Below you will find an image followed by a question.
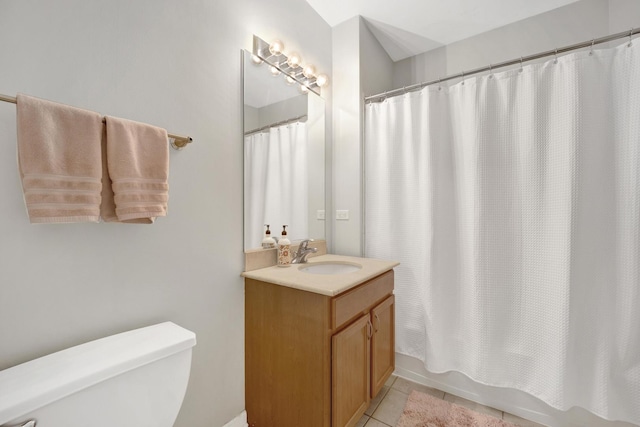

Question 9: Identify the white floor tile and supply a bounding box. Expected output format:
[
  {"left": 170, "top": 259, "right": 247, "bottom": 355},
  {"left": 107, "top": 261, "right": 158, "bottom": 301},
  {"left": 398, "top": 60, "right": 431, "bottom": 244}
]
[{"left": 371, "top": 388, "right": 410, "bottom": 426}]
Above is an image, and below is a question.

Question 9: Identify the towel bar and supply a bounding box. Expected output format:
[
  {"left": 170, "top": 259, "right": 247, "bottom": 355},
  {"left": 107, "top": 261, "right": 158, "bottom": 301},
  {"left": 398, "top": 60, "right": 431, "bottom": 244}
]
[{"left": 0, "top": 93, "right": 192, "bottom": 150}]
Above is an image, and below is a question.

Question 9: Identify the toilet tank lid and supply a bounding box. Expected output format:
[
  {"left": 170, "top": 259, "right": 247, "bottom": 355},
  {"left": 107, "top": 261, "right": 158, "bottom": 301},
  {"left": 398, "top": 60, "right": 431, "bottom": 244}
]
[{"left": 0, "top": 322, "right": 196, "bottom": 424}]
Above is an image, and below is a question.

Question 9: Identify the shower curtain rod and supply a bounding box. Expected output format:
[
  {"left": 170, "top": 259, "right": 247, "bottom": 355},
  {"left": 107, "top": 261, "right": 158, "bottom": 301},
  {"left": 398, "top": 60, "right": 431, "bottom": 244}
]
[
  {"left": 365, "top": 27, "right": 640, "bottom": 103},
  {"left": 0, "top": 93, "right": 193, "bottom": 149},
  {"left": 244, "top": 114, "right": 308, "bottom": 136}
]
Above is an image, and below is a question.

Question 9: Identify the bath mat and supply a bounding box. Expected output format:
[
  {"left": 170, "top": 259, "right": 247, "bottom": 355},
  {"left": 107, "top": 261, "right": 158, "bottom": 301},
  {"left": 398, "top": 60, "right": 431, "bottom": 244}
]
[{"left": 396, "top": 390, "right": 518, "bottom": 427}]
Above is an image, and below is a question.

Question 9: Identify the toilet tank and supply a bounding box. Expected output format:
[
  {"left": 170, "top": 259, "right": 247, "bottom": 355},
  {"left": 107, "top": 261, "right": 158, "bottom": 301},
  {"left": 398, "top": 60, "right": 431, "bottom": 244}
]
[{"left": 0, "top": 322, "right": 196, "bottom": 427}]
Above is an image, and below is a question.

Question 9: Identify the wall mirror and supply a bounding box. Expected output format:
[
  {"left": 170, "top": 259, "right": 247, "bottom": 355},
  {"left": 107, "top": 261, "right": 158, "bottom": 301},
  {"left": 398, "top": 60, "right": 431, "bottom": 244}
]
[{"left": 242, "top": 49, "right": 326, "bottom": 250}]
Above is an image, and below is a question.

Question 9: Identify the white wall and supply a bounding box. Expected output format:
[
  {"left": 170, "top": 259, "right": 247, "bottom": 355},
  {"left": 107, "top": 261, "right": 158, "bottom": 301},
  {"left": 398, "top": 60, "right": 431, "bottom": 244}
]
[
  {"left": 332, "top": 17, "right": 362, "bottom": 256},
  {"left": 332, "top": 17, "right": 394, "bottom": 256},
  {"left": 0, "top": 1, "right": 331, "bottom": 426}
]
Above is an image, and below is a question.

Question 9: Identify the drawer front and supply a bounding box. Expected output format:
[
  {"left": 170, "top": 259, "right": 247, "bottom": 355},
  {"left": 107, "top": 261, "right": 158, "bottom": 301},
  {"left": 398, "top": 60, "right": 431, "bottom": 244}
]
[{"left": 331, "top": 270, "right": 394, "bottom": 330}]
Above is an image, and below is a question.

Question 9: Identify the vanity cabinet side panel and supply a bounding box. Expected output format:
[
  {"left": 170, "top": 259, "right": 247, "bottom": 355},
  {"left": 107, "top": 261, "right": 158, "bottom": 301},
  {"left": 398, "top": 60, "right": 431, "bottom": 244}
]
[{"left": 245, "top": 279, "right": 332, "bottom": 427}]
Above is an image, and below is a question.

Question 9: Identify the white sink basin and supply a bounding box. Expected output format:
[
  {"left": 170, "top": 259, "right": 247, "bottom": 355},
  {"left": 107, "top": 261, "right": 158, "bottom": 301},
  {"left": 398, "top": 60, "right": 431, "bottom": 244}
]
[{"left": 299, "top": 262, "right": 362, "bottom": 275}]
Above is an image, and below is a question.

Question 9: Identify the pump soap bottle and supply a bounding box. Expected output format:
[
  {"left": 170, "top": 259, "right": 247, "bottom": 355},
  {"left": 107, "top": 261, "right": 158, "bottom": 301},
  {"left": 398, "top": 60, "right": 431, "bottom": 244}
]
[
  {"left": 277, "top": 225, "right": 291, "bottom": 267},
  {"left": 262, "top": 224, "right": 276, "bottom": 249}
]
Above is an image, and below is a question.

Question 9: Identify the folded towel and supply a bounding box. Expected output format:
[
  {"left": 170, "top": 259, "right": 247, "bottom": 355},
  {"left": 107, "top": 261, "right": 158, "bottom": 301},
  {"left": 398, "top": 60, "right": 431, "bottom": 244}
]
[
  {"left": 103, "top": 116, "right": 169, "bottom": 223},
  {"left": 16, "top": 94, "right": 104, "bottom": 223}
]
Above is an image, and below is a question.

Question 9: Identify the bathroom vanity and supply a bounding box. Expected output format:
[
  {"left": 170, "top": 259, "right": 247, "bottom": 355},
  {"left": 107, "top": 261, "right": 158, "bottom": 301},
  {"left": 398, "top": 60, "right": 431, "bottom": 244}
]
[{"left": 242, "top": 254, "right": 398, "bottom": 427}]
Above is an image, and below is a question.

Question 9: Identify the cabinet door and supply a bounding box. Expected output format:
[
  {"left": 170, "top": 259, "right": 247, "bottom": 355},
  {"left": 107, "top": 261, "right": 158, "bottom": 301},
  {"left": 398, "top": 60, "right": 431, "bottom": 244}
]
[
  {"left": 332, "top": 313, "right": 371, "bottom": 427},
  {"left": 371, "top": 295, "right": 395, "bottom": 398}
]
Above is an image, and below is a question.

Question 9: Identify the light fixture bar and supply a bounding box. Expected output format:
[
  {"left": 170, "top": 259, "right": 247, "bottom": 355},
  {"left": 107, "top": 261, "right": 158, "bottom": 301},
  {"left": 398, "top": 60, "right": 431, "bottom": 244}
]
[{"left": 252, "top": 35, "right": 327, "bottom": 94}]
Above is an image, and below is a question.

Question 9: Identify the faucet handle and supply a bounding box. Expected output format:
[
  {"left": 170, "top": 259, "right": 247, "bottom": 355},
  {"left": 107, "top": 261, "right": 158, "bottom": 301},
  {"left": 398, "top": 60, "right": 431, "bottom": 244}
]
[
  {"left": 291, "top": 239, "right": 318, "bottom": 264},
  {"left": 298, "top": 238, "right": 314, "bottom": 250}
]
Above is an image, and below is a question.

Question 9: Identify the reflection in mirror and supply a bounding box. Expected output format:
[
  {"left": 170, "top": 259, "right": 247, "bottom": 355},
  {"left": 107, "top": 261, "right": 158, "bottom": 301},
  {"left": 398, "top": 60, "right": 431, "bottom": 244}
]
[{"left": 243, "top": 50, "right": 325, "bottom": 250}]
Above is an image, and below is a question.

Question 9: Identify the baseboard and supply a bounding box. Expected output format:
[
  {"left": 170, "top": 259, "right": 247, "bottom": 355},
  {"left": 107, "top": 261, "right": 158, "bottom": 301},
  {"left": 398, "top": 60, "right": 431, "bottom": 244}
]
[{"left": 221, "top": 410, "right": 247, "bottom": 427}]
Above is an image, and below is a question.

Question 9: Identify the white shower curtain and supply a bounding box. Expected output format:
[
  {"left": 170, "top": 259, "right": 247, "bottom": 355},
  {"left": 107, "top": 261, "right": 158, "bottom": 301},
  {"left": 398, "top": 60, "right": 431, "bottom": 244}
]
[
  {"left": 244, "top": 122, "right": 308, "bottom": 249},
  {"left": 365, "top": 42, "right": 640, "bottom": 424}
]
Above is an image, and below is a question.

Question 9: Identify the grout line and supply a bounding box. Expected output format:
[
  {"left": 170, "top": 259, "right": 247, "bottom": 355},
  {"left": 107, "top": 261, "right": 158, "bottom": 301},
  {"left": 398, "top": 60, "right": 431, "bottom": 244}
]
[
  {"left": 386, "top": 375, "right": 397, "bottom": 388},
  {"left": 369, "top": 385, "right": 394, "bottom": 415}
]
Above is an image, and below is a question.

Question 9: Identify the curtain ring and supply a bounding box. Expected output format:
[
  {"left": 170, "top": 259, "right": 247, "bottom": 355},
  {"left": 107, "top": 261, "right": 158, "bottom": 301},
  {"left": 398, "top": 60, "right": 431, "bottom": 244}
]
[
  {"left": 519, "top": 57, "right": 524, "bottom": 72},
  {"left": 489, "top": 63, "right": 493, "bottom": 79},
  {"left": 554, "top": 48, "right": 558, "bottom": 64},
  {"left": 438, "top": 77, "right": 442, "bottom": 91},
  {"left": 589, "top": 39, "right": 595, "bottom": 56},
  {"left": 629, "top": 28, "right": 634, "bottom": 47},
  {"left": 461, "top": 70, "right": 465, "bottom": 85}
]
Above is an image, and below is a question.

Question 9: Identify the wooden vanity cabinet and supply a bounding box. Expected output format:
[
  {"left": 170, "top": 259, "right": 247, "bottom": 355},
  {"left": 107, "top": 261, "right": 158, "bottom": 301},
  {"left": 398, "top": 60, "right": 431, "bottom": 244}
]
[
  {"left": 371, "top": 295, "right": 395, "bottom": 396},
  {"left": 245, "top": 270, "right": 395, "bottom": 427}
]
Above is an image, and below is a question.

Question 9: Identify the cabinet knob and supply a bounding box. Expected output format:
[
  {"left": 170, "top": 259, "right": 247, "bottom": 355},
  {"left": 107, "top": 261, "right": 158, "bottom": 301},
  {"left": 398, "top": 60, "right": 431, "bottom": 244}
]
[{"left": 374, "top": 313, "right": 380, "bottom": 332}]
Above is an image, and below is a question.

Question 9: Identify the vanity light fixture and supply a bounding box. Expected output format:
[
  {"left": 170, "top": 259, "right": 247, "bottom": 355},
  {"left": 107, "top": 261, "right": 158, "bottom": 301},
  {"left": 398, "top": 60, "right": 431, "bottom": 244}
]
[
  {"left": 316, "top": 73, "right": 329, "bottom": 88},
  {"left": 252, "top": 35, "right": 329, "bottom": 94},
  {"left": 302, "top": 64, "right": 316, "bottom": 79},
  {"left": 269, "top": 39, "right": 285, "bottom": 56},
  {"left": 287, "top": 52, "right": 302, "bottom": 68}
]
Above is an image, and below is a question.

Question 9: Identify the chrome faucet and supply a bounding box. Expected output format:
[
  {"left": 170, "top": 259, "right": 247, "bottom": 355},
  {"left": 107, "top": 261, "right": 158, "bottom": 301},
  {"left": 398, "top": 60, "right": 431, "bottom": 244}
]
[{"left": 291, "top": 239, "right": 318, "bottom": 264}]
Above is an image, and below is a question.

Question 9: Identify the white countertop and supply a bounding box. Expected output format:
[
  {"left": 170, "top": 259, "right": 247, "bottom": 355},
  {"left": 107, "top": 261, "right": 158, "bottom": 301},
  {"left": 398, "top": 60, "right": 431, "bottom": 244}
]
[{"left": 241, "top": 254, "right": 399, "bottom": 296}]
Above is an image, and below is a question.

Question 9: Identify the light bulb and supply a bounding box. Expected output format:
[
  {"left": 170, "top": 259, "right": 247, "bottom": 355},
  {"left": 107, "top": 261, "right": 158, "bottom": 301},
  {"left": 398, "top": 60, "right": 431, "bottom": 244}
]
[
  {"left": 251, "top": 54, "right": 263, "bottom": 65},
  {"left": 316, "top": 73, "right": 329, "bottom": 87},
  {"left": 269, "top": 39, "right": 284, "bottom": 56},
  {"left": 287, "top": 52, "right": 302, "bottom": 68},
  {"left": 300, "top": 84, "right": 309, "bottom": 93},
  {"left": 302, "top": 64, "right": 316, "bottom": 79},
  {"left": 270, "top": 66, "right": 281, "bottom": 76},
  {"left": 285, "top": 75, "right": 296, "bottom": 85}
]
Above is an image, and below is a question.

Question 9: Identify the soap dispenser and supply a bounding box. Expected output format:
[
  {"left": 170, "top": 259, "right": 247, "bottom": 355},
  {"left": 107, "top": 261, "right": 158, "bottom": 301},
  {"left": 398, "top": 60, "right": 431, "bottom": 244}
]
[
  {"left": 262, "top": 224, "right": 276, "bottom": 249},
  {"left": 277, "top": 225, "right": 291, "bottom": 267}
]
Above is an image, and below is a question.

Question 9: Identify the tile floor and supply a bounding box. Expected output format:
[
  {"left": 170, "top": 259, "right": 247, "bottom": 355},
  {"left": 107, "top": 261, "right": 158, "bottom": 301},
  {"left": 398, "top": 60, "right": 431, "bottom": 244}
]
[{"left": 357, "top": 375, "right": 544, "bottom": 427}]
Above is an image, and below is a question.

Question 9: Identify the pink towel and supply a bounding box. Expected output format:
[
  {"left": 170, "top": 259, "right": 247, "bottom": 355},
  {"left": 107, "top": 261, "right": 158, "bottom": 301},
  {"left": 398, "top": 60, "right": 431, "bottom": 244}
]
[
  {"left": 16, "top": 94, "right": 104, "bottom": 223},
  {"left": 102, "top": 116, "right": 169, "bottom": 223}
]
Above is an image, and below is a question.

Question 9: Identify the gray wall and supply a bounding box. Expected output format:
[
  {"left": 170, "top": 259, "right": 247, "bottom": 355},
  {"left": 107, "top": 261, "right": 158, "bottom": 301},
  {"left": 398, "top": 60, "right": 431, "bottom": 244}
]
[
  {"left": 0, "top": 1, "right": 331, "bottom": 426},
  {"left": 393, "top": 0, "right": 640, "bottom": 88},
  {"left": 243, "top": 105, "right": 260, "bottom": 133},
  {"left": 255, "top": 95, "right": 307, "bottom": 129}
]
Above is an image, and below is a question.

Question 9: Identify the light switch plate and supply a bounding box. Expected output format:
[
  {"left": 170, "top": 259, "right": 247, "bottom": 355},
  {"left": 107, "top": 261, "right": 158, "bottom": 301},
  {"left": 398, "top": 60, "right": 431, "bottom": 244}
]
[{"left": 336, "top": 210, "right": 349, "bottom": 220}]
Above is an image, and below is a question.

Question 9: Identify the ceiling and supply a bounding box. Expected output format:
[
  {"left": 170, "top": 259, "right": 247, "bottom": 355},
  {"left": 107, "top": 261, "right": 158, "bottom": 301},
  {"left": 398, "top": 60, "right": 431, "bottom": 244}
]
[{"left": 304, "top": 0, "right": 581, "bottom": 61}]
